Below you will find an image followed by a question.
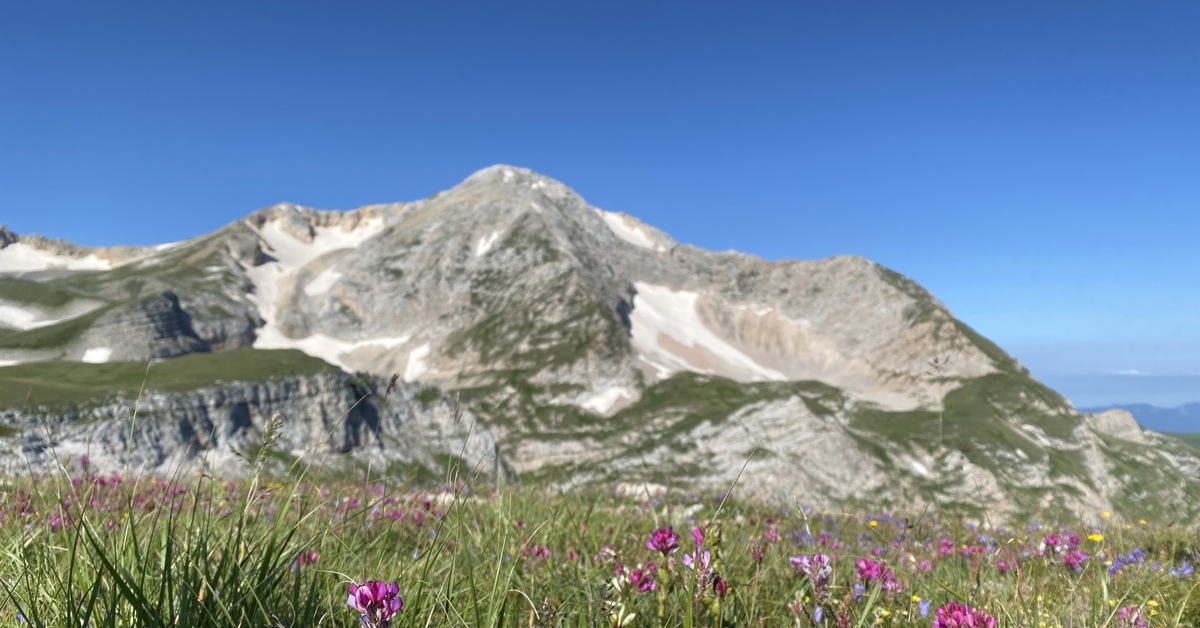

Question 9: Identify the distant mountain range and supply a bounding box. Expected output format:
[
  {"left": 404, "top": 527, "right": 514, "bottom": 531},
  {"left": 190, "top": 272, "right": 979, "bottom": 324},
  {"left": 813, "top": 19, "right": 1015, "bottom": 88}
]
[
  {"left": 1079, "top": 403, "right": 1200, "bottom": 434},
  {"left": 2, "top": 165, "right": 1200, "bottom": 522}
]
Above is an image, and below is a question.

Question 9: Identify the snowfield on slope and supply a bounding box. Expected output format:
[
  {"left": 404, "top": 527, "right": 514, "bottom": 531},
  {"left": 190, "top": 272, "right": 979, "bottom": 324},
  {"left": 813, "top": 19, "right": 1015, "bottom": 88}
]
[
  {"left": 598, "top": 211, "right": 666, "bottom": 252},
  {"left": 0, "top": 243, "right": 112, "bottom": 273},
  {"left": 629, "top": 282, "right": 787, "bottom": 383},
  {"left": 245, "top": 217, "right": 418, "bottom": 371}
]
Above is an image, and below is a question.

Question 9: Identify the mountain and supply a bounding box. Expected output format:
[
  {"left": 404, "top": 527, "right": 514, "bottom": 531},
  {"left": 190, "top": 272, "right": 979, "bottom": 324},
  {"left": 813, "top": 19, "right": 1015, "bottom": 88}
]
[
  {"left": 1080, "top": 403, "right": 1200, "bottom": 434},
  {"left": 2, "top": 165, "right": 1199, "bottom": 522}
]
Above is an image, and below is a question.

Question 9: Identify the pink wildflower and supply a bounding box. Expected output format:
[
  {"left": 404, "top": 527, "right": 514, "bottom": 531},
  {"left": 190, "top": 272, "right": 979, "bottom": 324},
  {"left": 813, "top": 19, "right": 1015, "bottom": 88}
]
[
  {"left": 1117, "top": 606, "right": 1147, "bottom": 628},
  {"left": 629, "top": 564, "right": 657, "bottom": 593},
  {"left": 646, "top": 527, "right": 680, "bottom": 556},
  {"left": 932, "top": 601, "right": 997, "bottom": 628},
  {"left": 713, "top": 576, "right": 728, "bottom": 599},
  {"left": 347, "top": 580, "right": 403, "bottom": 628}
]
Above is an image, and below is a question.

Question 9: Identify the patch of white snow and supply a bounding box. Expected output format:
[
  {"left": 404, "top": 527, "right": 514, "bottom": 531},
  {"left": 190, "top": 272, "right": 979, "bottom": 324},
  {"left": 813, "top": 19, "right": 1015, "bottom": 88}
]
[
  {"left": 245, "top": 216, "right": 388, "bottom": 369},
  {"left": 475, "top": 231, "right": 502, "bottom": 257},
  {"left": 404, "top": 344, "right": 431, "bottom": 381},
  {"left": 580, "top": 386, "right": 633, "bottom": 414},
  {"left": 0, "top": 359, "right": 20, "bottom": 367},
  {"left": 81, "top": 348, "right": 113, "bottom": 363},
  {"left": 629, "top": 282, "right": 787, "bottom": 383},
  {"left": 0, "top": 304, "right": 43, "bottom": 330},
  {"left": 0, "top": 300, "right": 102, "bottom": 331},
  {"left": 303, "top": 268, "right": 344, "bottom": 296},
  {"left": 598, "top": 211, "right": 664, "bottom": 251},
  {"left": 0, "top": 243, "right": 112, "bottom": 273}
]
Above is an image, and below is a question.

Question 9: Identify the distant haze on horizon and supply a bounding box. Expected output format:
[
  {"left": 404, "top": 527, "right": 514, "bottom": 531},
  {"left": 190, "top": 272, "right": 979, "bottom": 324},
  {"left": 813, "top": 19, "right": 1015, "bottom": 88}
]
[{"left": 1, "top": 1, "right": 1196, "bottom": 405}]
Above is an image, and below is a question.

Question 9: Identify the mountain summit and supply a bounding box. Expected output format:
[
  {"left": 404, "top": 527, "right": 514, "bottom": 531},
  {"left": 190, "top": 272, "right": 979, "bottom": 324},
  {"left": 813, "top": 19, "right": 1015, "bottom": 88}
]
[{"left": 2, "top": 166, "right": 1198, "bottom": 522}]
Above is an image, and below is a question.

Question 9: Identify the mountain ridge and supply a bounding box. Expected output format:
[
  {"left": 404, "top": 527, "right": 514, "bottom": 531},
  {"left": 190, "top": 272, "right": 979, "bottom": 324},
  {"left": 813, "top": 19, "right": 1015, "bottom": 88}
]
[{"left": 1, "top": 165, "right": 1198, "bottom": 522}]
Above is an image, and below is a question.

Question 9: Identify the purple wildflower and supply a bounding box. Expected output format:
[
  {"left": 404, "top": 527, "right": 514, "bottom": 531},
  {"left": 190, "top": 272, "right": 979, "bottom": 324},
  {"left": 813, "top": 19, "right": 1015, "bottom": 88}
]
[
  {"left": 1117, "top": 606, "right": 1147, "bottom": 628},
  {"left": 629, "top": 564, "right": 657, "bottom": 593},
  {"left": 646, "top": 527, "right": 680, "bottom": 556},
  {"left": 347, "top": 581, "right": 403, "bottom": 628},
  {"left": 932, "top": 601, "right": 997, "bottom": 628},
  {"left": 1062, "top": 550, "right": 1088, "bottom": 572}
]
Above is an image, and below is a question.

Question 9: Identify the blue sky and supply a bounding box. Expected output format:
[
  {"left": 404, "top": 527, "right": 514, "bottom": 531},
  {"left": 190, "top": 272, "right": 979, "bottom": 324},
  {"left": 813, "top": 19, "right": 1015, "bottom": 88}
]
[{"left": 1, "top": 1, "right": 1196, "bottom": 406}]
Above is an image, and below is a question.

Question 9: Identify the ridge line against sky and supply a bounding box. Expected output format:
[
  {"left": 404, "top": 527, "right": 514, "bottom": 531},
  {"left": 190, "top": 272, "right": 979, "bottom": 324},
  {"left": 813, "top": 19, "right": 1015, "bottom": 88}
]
[{"left": 1, "top": 1, "right": 1197, "bottom": 405}]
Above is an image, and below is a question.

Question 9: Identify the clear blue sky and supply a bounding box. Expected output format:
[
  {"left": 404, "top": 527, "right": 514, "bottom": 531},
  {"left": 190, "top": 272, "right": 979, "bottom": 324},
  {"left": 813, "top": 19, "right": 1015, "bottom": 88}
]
[{"left": 1, "top": 1, "right": 1197, "bottom": 406}]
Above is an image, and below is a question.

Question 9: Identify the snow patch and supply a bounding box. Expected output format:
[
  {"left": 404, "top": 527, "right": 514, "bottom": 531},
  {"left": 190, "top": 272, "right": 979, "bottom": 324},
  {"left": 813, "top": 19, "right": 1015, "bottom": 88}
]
[
  {"left": 255, "top": 331, "right": 410, "bottom": 371},
  {"left": 404, "top": 344, "right": 431, "bottom": 381},
  {"left": 0, "top": 303, "right": 47, "bottom": 330},
  {"left": 910, "top": 461, "right": 929, "bottom": 477},
  {"left": 598, "top": 210, "right": 664, "bottom": 252},
  {"left": 580, "top": 386, "right": 633, "bottom": 414},
  {"left": 245, "top": 216, "right": 395, "bottom": 370},
  {"left": 475, "top": 231, "right": 502, "bottom": 257},
  {"left": 303, "top": 268, "right": 344, "bottom": 296},
  {"left": 0, "top": 359, "right": 20, "bottom": 367},
  {"left": 0, "top": 300, "right": 102, "bottom": 331},
  {"left": 82, "top": 348, "right": 113, "bottom": 363},
  {"left": 154, "top": 242, "right": 183, "bottom": 251},
  {"left": 0, "top": 243, "right": 112, "bottom": 273},
  {"left": 629, "top": 282, "right": 787, "bottom": 382},
  {"left": 503, "top": 169, "right": 514, "bottom": 182}
]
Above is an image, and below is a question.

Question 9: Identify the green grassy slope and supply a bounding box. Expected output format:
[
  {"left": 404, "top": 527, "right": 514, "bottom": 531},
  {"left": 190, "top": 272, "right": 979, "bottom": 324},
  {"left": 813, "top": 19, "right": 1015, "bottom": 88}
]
[
  {"left": 1167, "top": 432, "right": 1200, "bottom": 450},
  {"left": 0, "top": 349, "right": 338, "bottom": 409}
]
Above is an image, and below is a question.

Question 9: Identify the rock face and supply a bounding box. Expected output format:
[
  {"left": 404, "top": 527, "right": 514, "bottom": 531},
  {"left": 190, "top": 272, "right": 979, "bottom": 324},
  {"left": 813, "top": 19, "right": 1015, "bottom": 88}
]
[
  {"left": 1, "top": 165, "right": 1199, "bottom": 522},
  {"left": 72, "top": 292, "right": 210, "bottom": 362},
  {"left": 0, "top": 372, "right": 503, "bottom": 481}
]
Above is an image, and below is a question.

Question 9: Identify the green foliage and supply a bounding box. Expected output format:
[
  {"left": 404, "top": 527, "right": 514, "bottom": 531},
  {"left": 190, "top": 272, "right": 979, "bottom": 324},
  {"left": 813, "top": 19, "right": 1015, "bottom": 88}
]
[
  {"left": 0, "top": 349, "right": 337, "bottom": 409},
  {"left": 413, "top": 386, "right": 441, "bottom": 407},
  {"left": 1167, "top": 432, "right": 1200, "bottom": 450},
  {"left": 0, "top": 277, "right": 85, "bottom": 308}
]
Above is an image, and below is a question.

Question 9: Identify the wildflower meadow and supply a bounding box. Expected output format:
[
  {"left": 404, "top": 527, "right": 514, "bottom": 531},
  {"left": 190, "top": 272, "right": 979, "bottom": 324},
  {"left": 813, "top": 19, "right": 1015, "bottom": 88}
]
[{"left": 1, "top": 452, "right": 1198, "bottom": 627}]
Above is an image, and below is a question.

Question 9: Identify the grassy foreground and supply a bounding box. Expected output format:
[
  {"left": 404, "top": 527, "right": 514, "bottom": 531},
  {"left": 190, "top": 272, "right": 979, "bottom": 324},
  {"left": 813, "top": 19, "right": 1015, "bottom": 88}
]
[{"left": 1, "top": 457, "right": 1198, "bottom": 627}]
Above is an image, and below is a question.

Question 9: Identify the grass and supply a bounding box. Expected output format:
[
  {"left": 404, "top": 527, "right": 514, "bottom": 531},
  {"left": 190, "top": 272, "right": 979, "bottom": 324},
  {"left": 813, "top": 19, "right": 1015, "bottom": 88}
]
[
  {"left": 0, "top": 277, "right": 86, "bottom": 308},
  {"left": 1167, "top": 433, "right": 1200, "bottom": 450},
  {"left": 0, "top": 349, "right": 338, "bottom": 409},
  {"left": 2, "top": 463, "right": 1199, "bottom": 627}
]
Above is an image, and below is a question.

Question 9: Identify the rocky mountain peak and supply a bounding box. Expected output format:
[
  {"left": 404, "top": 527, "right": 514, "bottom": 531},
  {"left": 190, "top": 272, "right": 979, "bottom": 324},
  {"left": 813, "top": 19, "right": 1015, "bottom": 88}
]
[{"left": 3, "top": 167, "right": 1199, "bottom": 522}]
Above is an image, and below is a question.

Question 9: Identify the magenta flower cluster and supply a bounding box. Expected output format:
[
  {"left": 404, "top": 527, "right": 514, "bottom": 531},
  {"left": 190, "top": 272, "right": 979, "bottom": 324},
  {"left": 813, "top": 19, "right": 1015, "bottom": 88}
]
[
  {"left": 646, "top": 526, "right": 680, "bottom": 556},
  {"left": 855, "top": 558, "right": 901, "bottom": 592},
  {"left": 932, "top": 601, "right": 997, "bottom": 628},
  {"left": 1117, "top": 606, "right": 1148, "bottom": 628},
  {"left": 347, "top": 580, "right": 403, "bottom": 628}
]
